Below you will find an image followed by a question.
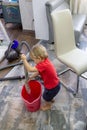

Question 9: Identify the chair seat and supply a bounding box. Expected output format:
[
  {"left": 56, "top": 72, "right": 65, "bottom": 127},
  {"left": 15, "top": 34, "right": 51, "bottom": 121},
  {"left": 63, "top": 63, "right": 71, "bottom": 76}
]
[{"left": 58, "top": 48, "right": 87, "bottom": 75}]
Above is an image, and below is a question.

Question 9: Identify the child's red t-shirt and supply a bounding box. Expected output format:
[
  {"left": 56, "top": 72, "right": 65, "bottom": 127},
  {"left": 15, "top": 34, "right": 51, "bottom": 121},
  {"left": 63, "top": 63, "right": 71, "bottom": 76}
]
[{"left": 36, "top": 58, "right": 60, "bottom": 89}]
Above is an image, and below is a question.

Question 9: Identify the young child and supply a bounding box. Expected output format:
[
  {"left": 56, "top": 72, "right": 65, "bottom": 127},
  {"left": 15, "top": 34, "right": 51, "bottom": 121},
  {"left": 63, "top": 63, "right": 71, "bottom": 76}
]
[{"left": 21, "top": 44, "right": 61, "bottom": 111}]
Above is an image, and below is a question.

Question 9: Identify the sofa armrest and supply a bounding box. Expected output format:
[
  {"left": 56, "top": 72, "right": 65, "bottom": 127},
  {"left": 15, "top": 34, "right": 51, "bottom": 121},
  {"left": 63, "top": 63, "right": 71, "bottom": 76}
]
[{"left": 46, "top": 0, "right": 65, "bottom": 11}]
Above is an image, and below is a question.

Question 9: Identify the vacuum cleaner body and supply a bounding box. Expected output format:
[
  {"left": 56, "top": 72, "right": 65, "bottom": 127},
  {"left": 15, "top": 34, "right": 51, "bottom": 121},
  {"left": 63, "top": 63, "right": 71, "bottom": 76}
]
[
  {"left": 5, "top": 40, "right": 21, "bottom": 62},
  {"left": 4, "top": 40, "right": 30, "bottom": 62}
]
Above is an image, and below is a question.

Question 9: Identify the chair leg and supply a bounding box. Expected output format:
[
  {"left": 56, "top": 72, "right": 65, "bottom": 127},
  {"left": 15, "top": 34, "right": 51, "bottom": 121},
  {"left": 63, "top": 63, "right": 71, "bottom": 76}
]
[
  {"left": 60, "top": 80, "right": 76, "bottom": 95},
  {"left": 58, "top": 68, "right": 76, "bottom": 95},
  {"left": 58, "top": 68, "right": 70, "bottom": 76},
  {"left": 76, "top": 76, "right": 80, "bottom": 93},
  {"left": 58, "top": 69, "right": 80, "bottom": 96}
]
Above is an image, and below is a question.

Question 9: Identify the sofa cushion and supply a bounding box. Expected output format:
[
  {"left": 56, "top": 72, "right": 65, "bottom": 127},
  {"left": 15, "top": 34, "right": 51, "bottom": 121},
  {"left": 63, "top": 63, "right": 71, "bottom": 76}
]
[
  {"left": 72, "top": 14, "right": 87, "bottom": 43},
  {"left": 72, "top": 14, "right": 86, "bottom": 32}
]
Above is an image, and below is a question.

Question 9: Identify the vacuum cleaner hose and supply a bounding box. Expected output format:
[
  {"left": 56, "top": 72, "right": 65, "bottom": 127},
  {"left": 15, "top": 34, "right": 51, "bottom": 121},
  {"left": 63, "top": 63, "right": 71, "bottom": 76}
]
[{"left": 20, "top": 41, "right": 30, "bottom": 52}]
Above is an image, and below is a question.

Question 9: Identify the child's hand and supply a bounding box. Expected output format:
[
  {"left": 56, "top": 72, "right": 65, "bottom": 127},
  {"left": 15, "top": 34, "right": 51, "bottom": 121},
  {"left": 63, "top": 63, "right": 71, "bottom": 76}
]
[{"left": 20, "top": 54, "right": 26, "bottom": 61}]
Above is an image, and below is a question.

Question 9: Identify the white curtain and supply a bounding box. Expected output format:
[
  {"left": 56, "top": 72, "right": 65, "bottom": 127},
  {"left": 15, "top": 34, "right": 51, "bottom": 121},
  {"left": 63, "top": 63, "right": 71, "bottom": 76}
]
[{"left": 70, "top": 0, "right": 87, "bottom": 14}]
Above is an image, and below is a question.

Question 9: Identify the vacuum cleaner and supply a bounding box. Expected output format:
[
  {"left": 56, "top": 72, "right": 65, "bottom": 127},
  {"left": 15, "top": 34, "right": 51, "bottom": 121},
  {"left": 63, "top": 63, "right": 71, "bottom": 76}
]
[
  {"left": 5, "top": 40, "right": 30, "bottom": 62},
  {"left": 0, "top": 40, "right": 31, "bottom": 81}
]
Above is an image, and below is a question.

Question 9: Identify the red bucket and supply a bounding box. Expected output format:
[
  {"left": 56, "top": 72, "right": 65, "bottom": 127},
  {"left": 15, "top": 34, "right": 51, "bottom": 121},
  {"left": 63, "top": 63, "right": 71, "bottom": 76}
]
[{"left": 21, "top": 80, "right": 42, "bottom": 112}]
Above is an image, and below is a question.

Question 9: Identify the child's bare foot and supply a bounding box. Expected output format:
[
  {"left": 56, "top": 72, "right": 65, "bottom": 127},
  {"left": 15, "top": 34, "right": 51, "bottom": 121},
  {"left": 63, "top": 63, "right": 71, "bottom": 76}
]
[{"left": 40, "top": 104, "right": 51, "bottom": 111}]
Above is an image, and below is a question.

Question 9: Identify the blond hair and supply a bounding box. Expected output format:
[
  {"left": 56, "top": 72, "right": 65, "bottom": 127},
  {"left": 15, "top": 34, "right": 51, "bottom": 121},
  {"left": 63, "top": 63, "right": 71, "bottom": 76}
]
[{"left": 30, "top": 44, "right": 48, "bottom": 59}]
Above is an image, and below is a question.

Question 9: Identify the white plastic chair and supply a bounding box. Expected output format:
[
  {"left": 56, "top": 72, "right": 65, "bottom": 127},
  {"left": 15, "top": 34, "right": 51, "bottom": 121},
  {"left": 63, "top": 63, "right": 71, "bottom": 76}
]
[{"left": 51, "top": 9, "right": 87, "bottom": 95}]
